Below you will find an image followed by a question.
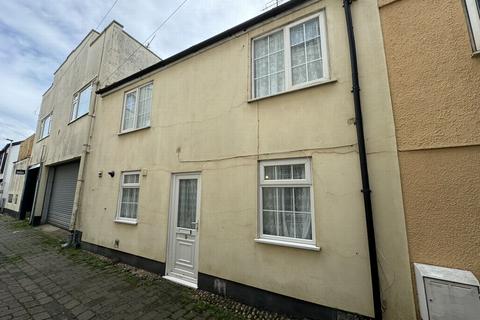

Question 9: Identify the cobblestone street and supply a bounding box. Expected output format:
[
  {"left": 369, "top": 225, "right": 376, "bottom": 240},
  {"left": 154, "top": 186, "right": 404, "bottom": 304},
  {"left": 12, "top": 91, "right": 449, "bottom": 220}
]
[{"left": 0, "top": 215, "right": 290, "bottom": 320}]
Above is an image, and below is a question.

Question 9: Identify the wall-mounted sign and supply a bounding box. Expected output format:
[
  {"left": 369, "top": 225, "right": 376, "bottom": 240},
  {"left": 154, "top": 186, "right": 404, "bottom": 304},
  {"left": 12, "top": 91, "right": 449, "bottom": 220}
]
[{"left": 15, "top": 169, "right": 26, "bottom": 175}]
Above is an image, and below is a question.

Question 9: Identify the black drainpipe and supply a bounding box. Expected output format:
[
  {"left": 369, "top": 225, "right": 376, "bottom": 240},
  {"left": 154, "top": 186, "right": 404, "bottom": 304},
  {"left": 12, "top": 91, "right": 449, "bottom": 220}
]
[{"left": 343, "top": 1, "right": 382, "bottom": 319}]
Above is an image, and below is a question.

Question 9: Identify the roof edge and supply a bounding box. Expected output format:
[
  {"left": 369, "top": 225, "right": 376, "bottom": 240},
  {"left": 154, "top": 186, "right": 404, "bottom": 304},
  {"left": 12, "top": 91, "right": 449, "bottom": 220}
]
[
  {"left": 1, "top": 140, "right": 22, "bottom": 152},
  {"left": 89, "top": 20, "right": 124, "bottom": 47},
  {"left": 97, "top": 0, "right": 307, "bottom": 95},
  {"left": 53, "top": 29, "right": 100, "bottom": 76}
]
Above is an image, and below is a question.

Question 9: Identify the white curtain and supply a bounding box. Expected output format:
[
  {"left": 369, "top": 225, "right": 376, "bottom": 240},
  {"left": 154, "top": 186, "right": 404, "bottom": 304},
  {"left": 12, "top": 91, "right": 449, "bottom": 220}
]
[
  {"left": 254, "top": 30, "right": 285, "bottom": 97},
  {"left": 290, "top": 17, "right": 323, "bottom": 85},
  {"left": 120, "top": 187, "right": 139, "bottom": 219},
  {"left": 293, "top": 187, "right": 312, "bottom": 239},
  {"left": 262, "top": 186, "right": 312, "bottom": 240},
  {"left": 177, "top": 179, "right": 197, "bottom": 229}
]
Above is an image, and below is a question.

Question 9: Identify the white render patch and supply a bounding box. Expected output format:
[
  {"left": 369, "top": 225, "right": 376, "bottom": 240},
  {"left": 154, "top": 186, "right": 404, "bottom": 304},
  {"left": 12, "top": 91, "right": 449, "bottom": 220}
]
[{"left": 414, "top": 263, "right": 480, "bottom": 320}]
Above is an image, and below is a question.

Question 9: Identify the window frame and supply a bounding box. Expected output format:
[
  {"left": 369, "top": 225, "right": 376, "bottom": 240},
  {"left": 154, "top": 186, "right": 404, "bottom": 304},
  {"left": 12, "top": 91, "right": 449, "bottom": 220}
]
[
  {"left": 115, "top": 171, "right": 141, "bottom": 224},
  {"left": 39, "top": 113, "right": 52, "bottom": 141},
  {"left": 464, "top": 0, "right": 480, "bottom": 53},
  {"left": 258, "top": 158, "right": 316, "bottom": 247},
  {"left": 120, "top": 82, "right": 153, "bottom": 133},
  {"left": 251, "top": 10, "right": 329, "bottom": 99},
  {"left": 70, "top": 82, "right": 93, "bottom": 122}
]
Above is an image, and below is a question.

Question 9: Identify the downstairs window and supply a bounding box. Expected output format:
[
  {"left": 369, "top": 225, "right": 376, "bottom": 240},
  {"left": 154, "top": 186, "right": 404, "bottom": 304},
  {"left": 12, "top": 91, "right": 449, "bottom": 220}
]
[{"left": 259, "top": 158, "right": 315, "bottom": 245}]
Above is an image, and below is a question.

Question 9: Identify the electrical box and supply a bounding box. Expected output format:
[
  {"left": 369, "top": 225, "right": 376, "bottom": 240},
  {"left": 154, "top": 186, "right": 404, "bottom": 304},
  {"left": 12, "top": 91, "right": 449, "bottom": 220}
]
[{"left": 414, "top": 263, "right": 480, "bottom": 320}]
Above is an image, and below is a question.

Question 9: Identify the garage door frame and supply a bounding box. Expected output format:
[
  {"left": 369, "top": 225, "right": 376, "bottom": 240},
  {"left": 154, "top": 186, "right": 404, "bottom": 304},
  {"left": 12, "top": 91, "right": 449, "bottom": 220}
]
[{"left": 42, "top": 160, "right": 80, "bottom": 230}]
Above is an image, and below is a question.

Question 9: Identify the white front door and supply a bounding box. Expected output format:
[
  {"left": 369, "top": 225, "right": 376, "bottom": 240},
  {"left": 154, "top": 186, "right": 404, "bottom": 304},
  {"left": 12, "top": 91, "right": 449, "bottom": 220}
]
[{"left": 166, "top": 173, "right": 201, "bottom": 287}]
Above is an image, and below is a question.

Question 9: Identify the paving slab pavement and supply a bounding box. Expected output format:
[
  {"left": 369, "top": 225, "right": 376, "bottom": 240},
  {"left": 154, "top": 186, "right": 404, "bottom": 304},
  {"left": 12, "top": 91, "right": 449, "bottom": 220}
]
[{"left": 0, "top": 215, "right": 291, "bottom": 320}]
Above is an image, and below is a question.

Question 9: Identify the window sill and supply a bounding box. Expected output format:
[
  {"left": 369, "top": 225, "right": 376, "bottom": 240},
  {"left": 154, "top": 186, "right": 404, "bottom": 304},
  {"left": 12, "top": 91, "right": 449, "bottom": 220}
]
[
  {"left": 472, "top": 50, "right": 480, "bottom": 58},
  {"left": 254, "top": 238, "right": 320, "bottom": 251},
  {"left": 68, "top": 113, "right": 89, "bottom": 125},
  {"left": 248, "top": 79, "right": 337, "bottom": 103},
  {"left": 37, "top": 136, "right": 49, "bottom": 143},
  {"left": 118, "top": 126, "right": 151, "bottom": 136},
  {"left": 114, "top": 219, "right": 138, "bottom": 225}
]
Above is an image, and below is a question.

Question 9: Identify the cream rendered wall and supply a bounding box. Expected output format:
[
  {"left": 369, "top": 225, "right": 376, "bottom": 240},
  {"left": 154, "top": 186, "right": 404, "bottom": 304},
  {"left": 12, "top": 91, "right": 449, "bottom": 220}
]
[
  {"left": 100, "top": 25, "right": 161, "bottom": 87},
  {"left": 30, "top": 30, "right": 100, "bottom": 218},
  {"left": 4, "top": 158, "right": 29, "bottom": 212},
  {"left": 79, "top": 0, "right": 414, "bottom": 318},
  {"left": 30, "top": 22, "right": 159, "bottom": 219}
]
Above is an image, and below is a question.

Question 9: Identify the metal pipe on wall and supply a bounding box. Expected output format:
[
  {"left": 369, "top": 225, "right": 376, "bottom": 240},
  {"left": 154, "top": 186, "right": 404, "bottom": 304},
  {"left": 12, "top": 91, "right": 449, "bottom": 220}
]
[{"left": 342, "top": 0, "right": 383, "bottom": 319}]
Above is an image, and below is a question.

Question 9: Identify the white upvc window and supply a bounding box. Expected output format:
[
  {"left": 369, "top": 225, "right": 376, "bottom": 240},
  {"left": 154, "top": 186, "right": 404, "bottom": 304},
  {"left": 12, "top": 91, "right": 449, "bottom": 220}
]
[
  {"left": 39, "top": 113, "right": 52, "bottom": 140},
  {"left": 121, "top": 82, "right": 153, "bottom": 132},
  {"left": 258, "top": 158, "right": 315, "bottom": 246},
  {"left": 464, "top": 0, "right": 480, "bottom": 52},
  {"left": 252, "top": 11, "right": 329, "bottom": 99},
  {"left": 71, "top": 83, "right": 93, "bottom": 121},
  {"left": 116, "top": 171, "right": 140, "bottom": 223}
]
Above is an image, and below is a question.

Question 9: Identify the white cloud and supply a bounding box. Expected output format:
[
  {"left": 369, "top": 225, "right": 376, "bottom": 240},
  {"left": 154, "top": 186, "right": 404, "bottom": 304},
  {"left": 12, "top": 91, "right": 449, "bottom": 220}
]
[{"left": 0, "top": 0, "right": 276, "bottom": 145}]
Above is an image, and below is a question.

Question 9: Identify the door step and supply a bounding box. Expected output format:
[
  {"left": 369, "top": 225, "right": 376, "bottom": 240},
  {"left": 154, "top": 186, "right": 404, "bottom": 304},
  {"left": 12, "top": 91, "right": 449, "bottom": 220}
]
[{"left": 163, "top": 275, "right": 198, "bottom": 289}]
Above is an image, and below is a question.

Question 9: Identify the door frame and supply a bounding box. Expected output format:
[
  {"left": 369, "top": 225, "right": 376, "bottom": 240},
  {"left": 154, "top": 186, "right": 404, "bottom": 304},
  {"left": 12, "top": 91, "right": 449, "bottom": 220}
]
[
  {"left": 165, "top": 172, "right": 202, "bottom": 288},
  {"left": 19, "top": 166, "right": 40, "bottom": 220}
]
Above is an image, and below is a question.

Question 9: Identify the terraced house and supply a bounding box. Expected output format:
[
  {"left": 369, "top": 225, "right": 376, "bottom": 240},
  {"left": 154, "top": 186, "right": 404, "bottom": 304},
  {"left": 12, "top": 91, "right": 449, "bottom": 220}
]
[
  {"left": 13, "top": 0, "right": 479, "bottom": 319},
  {"left": 75, "top": 1, "right": 416, "bottom": 319},
  {"left": 28, "top": 21, "right": 159, "bottom": 229},
  {"left": 2, "top": 135, "right": 35, "bottom": 219},
  {"left": 0, "top": 140, "right": 22, "bottom": 211}
]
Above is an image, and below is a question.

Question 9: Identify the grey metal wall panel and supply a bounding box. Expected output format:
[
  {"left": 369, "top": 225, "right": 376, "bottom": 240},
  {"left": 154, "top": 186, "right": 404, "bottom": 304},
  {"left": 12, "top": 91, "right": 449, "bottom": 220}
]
[{"left": 47, "top": 161, "right": 79, "bottom": 229}]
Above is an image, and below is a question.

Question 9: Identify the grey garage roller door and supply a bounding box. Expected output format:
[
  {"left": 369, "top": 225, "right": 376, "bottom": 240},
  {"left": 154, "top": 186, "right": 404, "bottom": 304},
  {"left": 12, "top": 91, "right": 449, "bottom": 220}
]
[{"left": 47, "top": 161, "right": 79, "bottom": 229}]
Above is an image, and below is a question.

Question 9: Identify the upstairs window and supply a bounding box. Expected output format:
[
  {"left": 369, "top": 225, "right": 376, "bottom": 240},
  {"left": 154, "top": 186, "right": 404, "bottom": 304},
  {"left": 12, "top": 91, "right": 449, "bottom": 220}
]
[
  {"left": 39, "top": 114, "right": 51, "bottom": 140},
  {"left": 121, "top": 83, "right": 153, "bottom": 132},
  {"left": 253, "top": 30, "right": 285, "bottom": 97},
  {"left": 464, "top": 0, "right": 480, "bottom": 52},
  {"left": 117, "top": 172, "right": 140, "bottom": 222},
  {"left": 252, "top": 11, "right": 329, "bottom": 99},
  {"left": 71, "top": 83, "right": 92, "bottom": 121},
  {"left": 259, "top": 158, "right": 315, "bottom": 245}
]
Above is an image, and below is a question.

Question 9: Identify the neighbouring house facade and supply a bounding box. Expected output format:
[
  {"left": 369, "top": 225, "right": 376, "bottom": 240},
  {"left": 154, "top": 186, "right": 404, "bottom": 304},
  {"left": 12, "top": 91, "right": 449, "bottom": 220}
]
[
  {"left": 0, "top": 140, "right": 21, "bottom": 211},
  {"left": 3, "top": 135, "right": 35, "bottom": 219},
  {"left": 379, "top": 0, "right": 480, "bottom": 319},
  {"left": 29, "top": 21, "right": 159, "bottom": 230},
  {"left": 76, "top": 1, "right": 416, "bottom": 319}
]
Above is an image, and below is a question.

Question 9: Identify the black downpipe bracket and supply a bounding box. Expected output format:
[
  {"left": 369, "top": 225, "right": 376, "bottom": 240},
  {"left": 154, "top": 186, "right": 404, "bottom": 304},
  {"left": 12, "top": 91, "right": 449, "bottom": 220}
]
[{"left": 342, "top": 1, "right": 383, "bottom": 319}]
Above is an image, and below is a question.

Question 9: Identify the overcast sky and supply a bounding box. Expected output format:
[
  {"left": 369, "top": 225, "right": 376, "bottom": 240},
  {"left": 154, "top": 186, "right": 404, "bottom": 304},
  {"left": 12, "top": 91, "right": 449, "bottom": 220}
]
[{"left": 0, "top": 0, "right": 280, "bottom": 144}]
